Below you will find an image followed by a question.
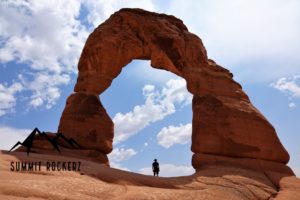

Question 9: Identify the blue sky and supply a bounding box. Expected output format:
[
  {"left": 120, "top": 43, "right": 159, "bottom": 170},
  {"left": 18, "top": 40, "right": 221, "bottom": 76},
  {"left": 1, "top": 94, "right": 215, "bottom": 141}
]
[{"left": 0, "top": 0, "right": 299, "bottom": 177}]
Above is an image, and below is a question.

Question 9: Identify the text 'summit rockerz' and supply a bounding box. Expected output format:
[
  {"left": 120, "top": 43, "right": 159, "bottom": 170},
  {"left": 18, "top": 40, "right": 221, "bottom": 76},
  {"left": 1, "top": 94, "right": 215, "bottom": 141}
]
[{"left": 10, "top": 161, "right": 81, "bottom": 172}]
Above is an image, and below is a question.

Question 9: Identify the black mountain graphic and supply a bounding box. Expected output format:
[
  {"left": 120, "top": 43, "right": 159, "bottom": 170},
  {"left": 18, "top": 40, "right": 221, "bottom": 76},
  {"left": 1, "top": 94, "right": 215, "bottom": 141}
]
[{"left": 9, "top": 128, "right": 80, "bottom": 156}]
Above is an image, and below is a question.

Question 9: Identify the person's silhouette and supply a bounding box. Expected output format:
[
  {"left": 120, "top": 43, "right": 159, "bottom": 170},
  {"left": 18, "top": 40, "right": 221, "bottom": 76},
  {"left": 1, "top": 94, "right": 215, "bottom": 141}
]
[{"left": 152, "top": 159, "right": 159, "bottom": 176}]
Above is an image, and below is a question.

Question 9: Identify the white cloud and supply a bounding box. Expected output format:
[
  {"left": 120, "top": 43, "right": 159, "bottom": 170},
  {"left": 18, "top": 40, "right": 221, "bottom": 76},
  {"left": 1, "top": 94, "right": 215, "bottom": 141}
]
[
  {"left": 0, "top": 0, "right": 87, "bottom": 113},
  {"left": 26, "top": 73, "right": 71, "bottom": 109},
  {"left": 108, "top": 147, "right": 137, "bottom": 163},
  {"left": 113, "top": 78, "right": 192, "bottom": 144},
  {"left": 0, "top": 0, "right": 87, "bottom": 73},
  {"left": 288, "top": 102, "right": 296, "bottom": 109},
  {"left": 108, "top": 147, "right": 137, "bottom": 171},
  {"left": 83, "top": 0, "right": 155, "bottom": 28},
  {"left": 0, "top": 82, "right": 23, "bottom": 116},
  {"left": 157, "top": 123, "right": 191, "bottom": 148},
  {"left": 166, "top": 0, "right": 300, "bottom": 82},
  {"left": 271, "top": 76, "right": 300, "bottom": 98},
  {"left": 139, "top": 164, "right": 194, "bottom": 177},
  {"left": 0, "top": 126, "right": 31, "bottom": 150},
  {"left": 144, "top": 142, "right": 148, "bottom": 147},
  {"left": 1, "top": 0, "right": 300, "bottom": 115},
  {"left": 0, "top": 0, "right": 157, "bottom": 115},
  {"left": 0, "top": 72, "right": 70, "bottom": 111},
  {"left": 143, "top": 85, "right": 155, "bottom": 94}
]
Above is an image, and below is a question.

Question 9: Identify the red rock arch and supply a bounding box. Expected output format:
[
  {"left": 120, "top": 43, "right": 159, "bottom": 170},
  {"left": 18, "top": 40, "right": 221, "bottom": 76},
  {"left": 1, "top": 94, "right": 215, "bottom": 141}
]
[{"left": 58, "top": 8, "right": 289, "bottom": 167}]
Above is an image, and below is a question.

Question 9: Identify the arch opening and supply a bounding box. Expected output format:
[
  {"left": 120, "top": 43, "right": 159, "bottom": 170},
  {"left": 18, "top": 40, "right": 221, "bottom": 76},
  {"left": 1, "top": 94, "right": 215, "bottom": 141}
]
[{"left": 101, "top": 60, "right": 194, "bottom": 176}]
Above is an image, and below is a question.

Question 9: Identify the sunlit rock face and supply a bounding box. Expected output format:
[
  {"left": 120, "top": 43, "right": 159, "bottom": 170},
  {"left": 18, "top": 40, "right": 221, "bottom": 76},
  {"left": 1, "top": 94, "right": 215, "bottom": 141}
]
[{"left": 58, "top": 8, "right": 289, "bottom": 167}]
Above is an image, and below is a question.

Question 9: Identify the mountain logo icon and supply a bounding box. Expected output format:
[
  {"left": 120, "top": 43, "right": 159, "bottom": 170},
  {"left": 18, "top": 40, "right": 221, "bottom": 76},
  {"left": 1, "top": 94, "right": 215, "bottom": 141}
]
[{"left": 9, "top": 127, "right": 80, "bottom": 155}]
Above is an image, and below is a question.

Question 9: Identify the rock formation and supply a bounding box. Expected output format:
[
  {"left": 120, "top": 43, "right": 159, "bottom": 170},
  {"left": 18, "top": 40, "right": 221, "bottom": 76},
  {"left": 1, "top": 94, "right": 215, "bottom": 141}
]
[
  {"left": 7, "top": 8, "right": 299, "bottom": 199},
  {"left": 58, "top": 8, "right": 289, "bottom": 166}
]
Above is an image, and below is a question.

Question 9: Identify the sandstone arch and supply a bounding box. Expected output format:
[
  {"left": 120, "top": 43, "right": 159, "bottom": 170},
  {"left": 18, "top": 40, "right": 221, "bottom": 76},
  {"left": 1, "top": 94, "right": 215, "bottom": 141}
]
[{"left": 58, "top": 8, "right": 289, "bottom": 168}]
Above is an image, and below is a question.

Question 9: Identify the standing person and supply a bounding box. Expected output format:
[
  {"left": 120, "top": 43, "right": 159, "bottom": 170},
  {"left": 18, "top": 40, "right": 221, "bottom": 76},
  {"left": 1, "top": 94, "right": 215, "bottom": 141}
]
[{"left": 152, "top": 159, "right": 159, "bottom": 176}]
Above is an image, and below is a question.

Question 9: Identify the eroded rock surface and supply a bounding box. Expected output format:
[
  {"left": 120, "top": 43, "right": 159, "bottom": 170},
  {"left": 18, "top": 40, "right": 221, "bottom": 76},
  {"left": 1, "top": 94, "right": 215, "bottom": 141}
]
[
  {"left": 1, "top": 151, "right": 299, "bottom": 200},
  {"left": 58, "top": 92, "right": 113, "bottom": 154},
  {"left": 58, "top": 8, "right": 289, "bottom": 166}
]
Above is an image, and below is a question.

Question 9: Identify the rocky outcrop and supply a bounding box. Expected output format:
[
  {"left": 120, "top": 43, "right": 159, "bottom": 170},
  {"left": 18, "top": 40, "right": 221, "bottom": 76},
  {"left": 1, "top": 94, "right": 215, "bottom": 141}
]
[
  {"left": 57, "top": 8, "right": 289, "bottom": 167},
  {"left": 58, "top": 92, "right": 113, "bottom": 154}
]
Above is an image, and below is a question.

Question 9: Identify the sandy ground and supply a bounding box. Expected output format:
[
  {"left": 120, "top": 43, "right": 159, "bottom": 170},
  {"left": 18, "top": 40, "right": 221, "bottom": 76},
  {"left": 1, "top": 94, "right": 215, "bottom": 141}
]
[{"left": 0, "top": 150, "right": 299, "bottom": 200}]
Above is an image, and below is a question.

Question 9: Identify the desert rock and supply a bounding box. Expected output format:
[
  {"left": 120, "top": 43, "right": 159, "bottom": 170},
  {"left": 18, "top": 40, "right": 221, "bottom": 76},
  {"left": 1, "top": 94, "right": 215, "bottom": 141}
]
[{"left": 57, "top": 8, "right": 289, "bottom": 165}]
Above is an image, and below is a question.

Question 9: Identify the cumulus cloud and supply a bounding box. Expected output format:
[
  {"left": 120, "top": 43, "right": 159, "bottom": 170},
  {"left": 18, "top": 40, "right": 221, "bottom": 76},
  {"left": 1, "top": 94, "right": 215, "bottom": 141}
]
[
  {"left": 0, "top": 126, "right": 31, "bottom": 150},
  {"left": 288, "top": 102, "right": 296, "bottom": 109},
  {"left": 0, "top": 82, "right": 23, "bottom": 116},
  {"left": 83, "top": 0, "right": 155, "bottom": 28},
  {"left": 25, "top": 73, "right": 70, "bottom": 109},
  {"left": 157, "top": 123, "right": 191, "bottom": 148},
  {"left": 0, "top": 0, "right": 88, "bottom": 113},
  {"left": 113, "top": 78, "right": 192, "bottom": 144},
  {"left": 108, "top": 147, "right": 137, "bottom": 163},
  {"left": 271, "top": 76, "right": 300, "bottom": 98},
  {"left": 0, "top": 0, "right": 157, "bottom": 115},
  {"left": 0, "top": 0, "right": 87, "bottom": 72},
  {"left": 139, "top": 164, "right": 194, "bottom": 177},
  {"left": 108, "top": 147, "right": 137, "bottom": 171},
  {"left": 2, "top": 0, "right": 300, "bottom": 115},
  {"left": 166, "top": 0, "right": 300, "bottom": 82}
]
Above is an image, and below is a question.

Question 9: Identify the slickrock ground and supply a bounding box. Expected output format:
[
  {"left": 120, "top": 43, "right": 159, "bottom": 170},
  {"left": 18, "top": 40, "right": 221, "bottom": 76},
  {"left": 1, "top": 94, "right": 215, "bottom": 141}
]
[{"left": 1, "top": 151, "right": 299, "bottom": 200}]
